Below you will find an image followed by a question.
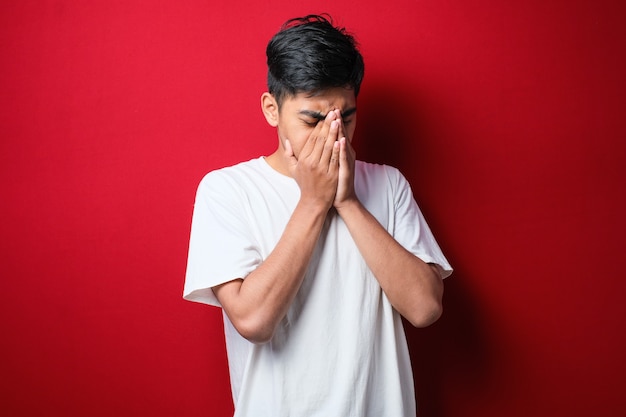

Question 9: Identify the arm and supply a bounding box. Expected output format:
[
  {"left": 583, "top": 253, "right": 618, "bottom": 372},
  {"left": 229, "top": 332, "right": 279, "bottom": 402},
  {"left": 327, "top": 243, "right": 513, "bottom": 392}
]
[
  {"left": 212, "top": 199, "right": 329, "bottom": 343},
  {"left": 212, "top": 112, "right": 342, "bottom": 343},
  {"left": 335, "top": 199, "right": 444, "bottom": 327},
  {"left": 334, "top": 131, "right": 444, "bottom": 328}
]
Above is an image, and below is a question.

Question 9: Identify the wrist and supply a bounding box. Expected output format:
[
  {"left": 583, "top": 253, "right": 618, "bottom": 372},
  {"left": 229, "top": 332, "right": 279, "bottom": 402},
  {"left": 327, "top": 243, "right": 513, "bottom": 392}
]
[
  {"left": 297, "top": 196, "right": 332, "bottom": 216},
  {"left": 334, "top": 197, "right": 361, "bottom": 216}
]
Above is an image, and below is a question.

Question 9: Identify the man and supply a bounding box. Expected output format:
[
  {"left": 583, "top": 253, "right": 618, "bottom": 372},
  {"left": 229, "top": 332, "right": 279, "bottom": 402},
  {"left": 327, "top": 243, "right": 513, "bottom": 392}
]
[{"left": 184, "top": 14, "right": 452, "bottom": 416}]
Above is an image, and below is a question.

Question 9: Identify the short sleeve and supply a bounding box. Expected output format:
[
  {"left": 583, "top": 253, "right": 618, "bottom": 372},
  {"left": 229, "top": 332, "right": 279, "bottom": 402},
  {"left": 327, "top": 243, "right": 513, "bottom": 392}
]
[
  {"left": 183, "top": 172, "right": 263, "bottom": 306},
  {"left": 389, "top": 167, "right": 453, "bottom": 279}
]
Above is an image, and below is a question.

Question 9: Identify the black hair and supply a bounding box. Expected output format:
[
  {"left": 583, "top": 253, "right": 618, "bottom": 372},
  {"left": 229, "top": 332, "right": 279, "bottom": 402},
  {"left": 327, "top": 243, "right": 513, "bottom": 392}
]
[{"left": 266, "top": 14, "right": 365, "bottom": 106}]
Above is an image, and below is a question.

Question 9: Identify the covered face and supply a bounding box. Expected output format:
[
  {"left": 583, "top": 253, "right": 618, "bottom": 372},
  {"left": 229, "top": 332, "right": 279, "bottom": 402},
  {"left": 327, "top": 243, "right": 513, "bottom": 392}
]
[{"left": 262, "top": 87, "right": 357, "bottom": 172}]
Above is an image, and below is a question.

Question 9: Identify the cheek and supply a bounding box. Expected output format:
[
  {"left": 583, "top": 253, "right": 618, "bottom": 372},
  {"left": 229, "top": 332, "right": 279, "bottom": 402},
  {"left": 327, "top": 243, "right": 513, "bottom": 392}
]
[{"left": 279, "top": 127, "right": 311, "bottom": 158}]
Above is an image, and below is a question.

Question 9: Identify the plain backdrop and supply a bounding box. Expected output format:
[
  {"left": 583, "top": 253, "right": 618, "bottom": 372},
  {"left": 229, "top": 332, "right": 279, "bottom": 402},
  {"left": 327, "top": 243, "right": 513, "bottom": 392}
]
[{"left": 1, "top": 1, "right": 625, "bottom": 416}]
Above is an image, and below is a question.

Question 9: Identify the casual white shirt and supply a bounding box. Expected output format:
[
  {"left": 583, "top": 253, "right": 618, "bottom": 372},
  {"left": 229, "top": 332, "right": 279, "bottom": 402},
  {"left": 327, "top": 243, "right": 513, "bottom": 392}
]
[{"left": 184, "top": 157, "right": 452, "bottom": 417}]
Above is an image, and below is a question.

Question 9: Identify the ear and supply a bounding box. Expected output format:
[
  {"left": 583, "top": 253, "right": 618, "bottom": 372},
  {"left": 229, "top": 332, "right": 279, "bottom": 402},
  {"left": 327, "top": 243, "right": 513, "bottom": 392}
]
[{"left": 261, "top": 92, "right": 279, "bottom": 127}]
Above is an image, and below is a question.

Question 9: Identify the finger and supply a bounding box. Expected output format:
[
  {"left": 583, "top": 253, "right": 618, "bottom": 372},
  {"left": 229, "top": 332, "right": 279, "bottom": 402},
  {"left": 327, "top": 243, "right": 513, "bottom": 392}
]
[
  {"left": 310, "top": 111, "right": 338, "bottom": 161},
  {"left": 328, "top": 137, "right": 340, "bottom": 173},
  {"left": 284, "top": 139, "right": 295, "bottom": 160},
  {"left": 297, "top": 121, "right": 322, "bottom": 160},
  {"left": 338, "top": 136, "right": 354, "bottom": 166},
  {"left": 338, "top": 137, "right": 347, "bottom": 162},
  {"left": 320, "top": 119, "right": 340, "bottom": 163},
  {"left": 335, "top": 109, "right": 348, "bottom": 142},
  {"left": 284, "top": 139, "right": 299, "bottom": 171}
]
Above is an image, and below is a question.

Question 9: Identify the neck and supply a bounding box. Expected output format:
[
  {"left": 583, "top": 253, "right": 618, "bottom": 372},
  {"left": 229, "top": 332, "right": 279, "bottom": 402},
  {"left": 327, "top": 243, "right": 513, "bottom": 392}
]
[{"left": 265, "top": 150, "right": 291, "bottom": 177}]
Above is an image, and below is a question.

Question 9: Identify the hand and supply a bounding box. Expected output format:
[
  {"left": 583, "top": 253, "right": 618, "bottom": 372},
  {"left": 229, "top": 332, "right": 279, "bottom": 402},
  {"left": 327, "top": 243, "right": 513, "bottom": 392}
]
[
  {"left": 333, "top": 113, "right": 357, "bottom": 209},
  {"left": 285, "top": 111, "right": 341, "bottom": 211}
]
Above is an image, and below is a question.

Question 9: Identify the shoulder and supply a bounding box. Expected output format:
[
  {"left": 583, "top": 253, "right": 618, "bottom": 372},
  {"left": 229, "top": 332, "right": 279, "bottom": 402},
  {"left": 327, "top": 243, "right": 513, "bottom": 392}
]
[
  {"left": 197, "top": 157, "right": 264, "bottom": 192},
  {"left": 355, "top": 160, "right": 408, "bottom": 188},
  {"left": 191, "top": 159, "right": 263, "bottom": 210},
  {"left": 356, "top": 160, "right": 401, "bottom": 174},
  {"left": 201, "top": 157, "right": 262, "bottom": 183}
]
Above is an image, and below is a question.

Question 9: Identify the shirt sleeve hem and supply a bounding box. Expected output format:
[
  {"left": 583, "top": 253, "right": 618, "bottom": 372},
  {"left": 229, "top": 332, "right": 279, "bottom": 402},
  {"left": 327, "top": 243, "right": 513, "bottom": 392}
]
[
  {"left": 183, "top": 287, "right": 222, "bottom": 307},
  {"left": 416, "top": 254, "right": 453, "bottom": 279}
]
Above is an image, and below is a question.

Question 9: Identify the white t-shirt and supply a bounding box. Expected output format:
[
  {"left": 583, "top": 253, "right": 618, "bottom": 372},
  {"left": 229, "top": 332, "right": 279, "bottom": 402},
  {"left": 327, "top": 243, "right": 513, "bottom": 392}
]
[{"left": 184, "top": 157, "right": 452, "bottom": 417}]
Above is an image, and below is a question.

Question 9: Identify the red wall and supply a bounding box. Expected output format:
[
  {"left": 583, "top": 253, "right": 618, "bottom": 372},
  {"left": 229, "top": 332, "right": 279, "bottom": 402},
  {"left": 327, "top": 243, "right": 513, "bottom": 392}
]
[{"left": 1, "top": 1, "right": 624, "bottom": 416}]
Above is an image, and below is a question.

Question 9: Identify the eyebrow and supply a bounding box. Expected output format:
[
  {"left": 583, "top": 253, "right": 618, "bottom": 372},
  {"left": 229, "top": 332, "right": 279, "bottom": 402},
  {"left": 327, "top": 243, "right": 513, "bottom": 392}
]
[{"left": 299, "top": 107, "right": 357, "bottom": 121}]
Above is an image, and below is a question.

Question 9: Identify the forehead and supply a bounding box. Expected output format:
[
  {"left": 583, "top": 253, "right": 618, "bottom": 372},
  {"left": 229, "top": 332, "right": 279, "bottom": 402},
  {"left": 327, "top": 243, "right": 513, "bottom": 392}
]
[{"left": 281, "top": 87, "right": 356, "bottom": 113}]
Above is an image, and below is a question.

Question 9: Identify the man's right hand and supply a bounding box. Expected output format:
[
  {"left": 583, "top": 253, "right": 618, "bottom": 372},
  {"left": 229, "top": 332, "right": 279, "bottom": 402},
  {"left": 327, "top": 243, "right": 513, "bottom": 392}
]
[
  {"left": 284, "top": 110, "right": 341, "bottom": 212},
  {"left": 213, "top": 110, "right": 343, "bottom": 344}
]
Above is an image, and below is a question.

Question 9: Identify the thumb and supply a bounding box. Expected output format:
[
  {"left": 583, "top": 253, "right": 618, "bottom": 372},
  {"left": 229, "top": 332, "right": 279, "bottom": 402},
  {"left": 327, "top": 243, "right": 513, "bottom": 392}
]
[{"left": 284, "top": 139, "right": 296, "bottom": 163}]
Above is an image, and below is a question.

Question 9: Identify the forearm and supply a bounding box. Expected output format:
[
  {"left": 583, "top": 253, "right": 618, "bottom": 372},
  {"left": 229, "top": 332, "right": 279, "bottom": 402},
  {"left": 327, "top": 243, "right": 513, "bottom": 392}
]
[
  {"left": 213, "top": 200, "right": 328, "bottom": 343},
  {"left": 336, "top": 199, "right": 444, "bottom": 327},
  {"left": 215, "top": 109, "right": 348, "bottom": 342}
]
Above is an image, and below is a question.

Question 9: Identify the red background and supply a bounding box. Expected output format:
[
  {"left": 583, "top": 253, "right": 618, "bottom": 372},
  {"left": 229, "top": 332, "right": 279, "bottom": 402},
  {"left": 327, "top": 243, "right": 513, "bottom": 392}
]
[{"left": 1, "top": 1, "right": 625, "bottom": 416}]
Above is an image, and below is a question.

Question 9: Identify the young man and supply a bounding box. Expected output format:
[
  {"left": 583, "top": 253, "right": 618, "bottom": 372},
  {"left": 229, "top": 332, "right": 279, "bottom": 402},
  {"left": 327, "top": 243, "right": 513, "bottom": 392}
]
[{"left": 184, "top": 14, "right": 452, "bottom": 416}]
